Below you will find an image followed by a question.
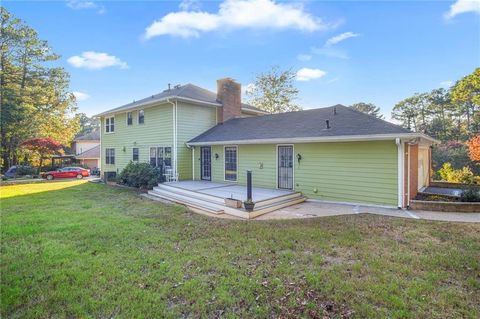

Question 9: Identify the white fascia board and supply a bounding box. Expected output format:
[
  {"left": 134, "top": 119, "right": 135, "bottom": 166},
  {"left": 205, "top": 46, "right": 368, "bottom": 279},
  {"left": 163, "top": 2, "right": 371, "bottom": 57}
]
[{"left": 187, "top": 133, "right": 435, "bottom": 147}]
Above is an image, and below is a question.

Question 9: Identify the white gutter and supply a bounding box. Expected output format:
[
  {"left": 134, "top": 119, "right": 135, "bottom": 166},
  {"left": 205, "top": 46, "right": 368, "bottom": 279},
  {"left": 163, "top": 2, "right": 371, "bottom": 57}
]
[
  {"left": 396, "top": 138, "right": 404, "bottom": 208},
  {"left": 187, "top": 133, "right": 438, "bottom": 147}
]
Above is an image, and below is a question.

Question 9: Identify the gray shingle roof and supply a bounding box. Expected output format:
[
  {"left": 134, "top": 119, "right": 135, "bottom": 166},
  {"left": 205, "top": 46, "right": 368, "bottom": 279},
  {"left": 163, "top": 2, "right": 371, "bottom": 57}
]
[
  {"left": 95, "top": 84, "right": 267, "bottom": 117},
  {"left": 188, "top": 104, "right": 413, "bottom": 144},
  {"left": 74, "top": 130, "right": 100, "bottom": 141},
  {"left": 75, "top": 145, "right": 100, "bottom": 159}
]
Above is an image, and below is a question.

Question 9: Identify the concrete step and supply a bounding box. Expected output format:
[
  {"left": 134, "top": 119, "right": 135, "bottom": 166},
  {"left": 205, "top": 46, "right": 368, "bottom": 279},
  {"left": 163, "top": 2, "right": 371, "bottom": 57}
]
[
  {"left": 255, "top": 192, "right": 303, "bottom": 209},
  {"left": 154, "top": 184, "right": 225, "bottom": 205},
  {"left": 224, "top": 196, "right": 306, "bottom": 219},
  {"left": 148, "top": 189, "right": 225, "bottom": 214}
]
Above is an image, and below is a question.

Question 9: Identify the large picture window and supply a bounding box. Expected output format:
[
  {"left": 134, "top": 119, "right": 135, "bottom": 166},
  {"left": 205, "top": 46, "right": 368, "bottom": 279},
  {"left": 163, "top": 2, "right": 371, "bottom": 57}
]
[
  {"left": 105, "top": 116, "right": 115, "bottom": 133},
  {"left": 224, "top": 146, "right": 237, "bottom": 181},
  {"left": 106, "top": 148, "right": 115, "bottom": 164}
]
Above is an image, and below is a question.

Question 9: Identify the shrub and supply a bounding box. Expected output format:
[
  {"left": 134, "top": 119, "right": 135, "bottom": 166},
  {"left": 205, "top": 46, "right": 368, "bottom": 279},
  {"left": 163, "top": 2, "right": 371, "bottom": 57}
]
[
  {"left": 117, "top": 162, "right": 161, "bottom": 189},
  {"left": 460, "top": 187, "right": 480, "bottom": 202},
  {"left": 432, "top": 142, "right": 480, "bottom": 177},
  {"left": 438, "top": 162, "right": 474, "bottom": 184}
]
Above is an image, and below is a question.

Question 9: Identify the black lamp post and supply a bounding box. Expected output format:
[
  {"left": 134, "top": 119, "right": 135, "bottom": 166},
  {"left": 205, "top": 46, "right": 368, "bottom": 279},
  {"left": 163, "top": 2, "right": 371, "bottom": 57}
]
[{"left": 244, "top": 170, "right": 255, "bottom": 212}]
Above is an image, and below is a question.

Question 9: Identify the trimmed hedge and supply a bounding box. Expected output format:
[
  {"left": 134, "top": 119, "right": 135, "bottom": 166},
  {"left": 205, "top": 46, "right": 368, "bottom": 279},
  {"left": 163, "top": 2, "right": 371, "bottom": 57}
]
[{"left": 117, "top": 162, "right": 161, "bottom": 189}]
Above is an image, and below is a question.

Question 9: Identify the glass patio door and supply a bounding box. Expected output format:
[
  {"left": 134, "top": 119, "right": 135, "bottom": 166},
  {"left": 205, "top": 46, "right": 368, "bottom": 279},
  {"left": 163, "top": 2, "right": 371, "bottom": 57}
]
[
  {"left": 278, "top": 145, "right": 293, "bottom": 189},
  {"left": 200, "top": 147, "right": 211, "bottom": 181}
]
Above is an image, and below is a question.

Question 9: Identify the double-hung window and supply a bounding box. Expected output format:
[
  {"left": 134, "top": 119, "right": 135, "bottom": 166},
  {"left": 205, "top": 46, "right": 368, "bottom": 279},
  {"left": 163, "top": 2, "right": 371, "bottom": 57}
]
[
  {"left": 224, "top": 146, "right": 237, "bottom": 181},
  {"left": 138, "top": 110, "right": 145, "bottom": 124},
  {"left": 132, "top": 148, "right": 139, "bottom": 161},
  {"left": 106, "top": 148, "right": 115, "bottom": 164},
  {"left": 105, "top": 116, "right": 115, "bottom": 133},
  {"left": 127, "top": 112, "right": 133, "bottom": 125}
]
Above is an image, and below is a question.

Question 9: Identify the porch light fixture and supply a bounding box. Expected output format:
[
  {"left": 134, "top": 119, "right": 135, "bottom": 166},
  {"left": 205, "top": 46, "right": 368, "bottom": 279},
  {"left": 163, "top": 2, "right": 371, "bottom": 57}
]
[
  {"left": 296, "top": 153, "right": 302, "bottom": 163},
  {"left": 122, "top": 146, "right": 126, "bottom": 152},
  {"left": 215, "top": 153, "right": 219, "bottom": 159}
]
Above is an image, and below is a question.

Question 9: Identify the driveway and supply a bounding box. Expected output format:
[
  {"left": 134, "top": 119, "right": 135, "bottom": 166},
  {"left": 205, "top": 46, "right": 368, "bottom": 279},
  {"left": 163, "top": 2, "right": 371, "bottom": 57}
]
[{"left": 255, "top": 200, "right": 480, "bottom": 223}]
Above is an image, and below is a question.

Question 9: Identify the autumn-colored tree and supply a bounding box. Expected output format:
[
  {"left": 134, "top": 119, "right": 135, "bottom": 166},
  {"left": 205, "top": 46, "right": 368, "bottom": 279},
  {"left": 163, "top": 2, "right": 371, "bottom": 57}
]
[
  {"left": 466, "top": 135, "right": 480, "bottom": 161},
  {"left": 20, "top": 138, "right": 63, "bottom": 172},
  {"left": 0, "top": 8, "right": 79, "bottom": 171}
]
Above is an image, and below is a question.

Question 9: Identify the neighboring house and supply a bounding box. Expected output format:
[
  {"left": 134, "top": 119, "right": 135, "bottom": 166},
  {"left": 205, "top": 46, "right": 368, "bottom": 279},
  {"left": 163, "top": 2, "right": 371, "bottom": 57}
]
[
  {"left": 72, "top": 131, "right": 100, "bottom": 169},
  {"left": 96, "top": 78, "right": 436, "bottom": 208}
]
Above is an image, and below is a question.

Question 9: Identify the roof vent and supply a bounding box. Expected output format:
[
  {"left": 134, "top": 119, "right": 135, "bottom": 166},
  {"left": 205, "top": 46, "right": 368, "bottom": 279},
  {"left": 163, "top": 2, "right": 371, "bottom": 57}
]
[
  {"left": 168, "top": 83, "right": 171, "bottom": 90},
  {"left": 326, "top": 120, "right": 330, "bottom": 129}
]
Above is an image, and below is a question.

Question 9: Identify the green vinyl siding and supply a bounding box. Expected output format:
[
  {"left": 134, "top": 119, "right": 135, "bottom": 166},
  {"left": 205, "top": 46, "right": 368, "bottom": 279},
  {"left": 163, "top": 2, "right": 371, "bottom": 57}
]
[
  {"left": 196, "top": 141, "right": 398, "bottom": 206},
  {"left": 294, "top": 141, "right": 398, "bottom": 206},
  {"left": 176, "top": 102, "right": 217, "bottom": 180},
  {"left": 101, "top": 104, "right": 173, "bottom": 174},
  {"left": 101, "top": 101, "right": 217, "bottom": 179}
]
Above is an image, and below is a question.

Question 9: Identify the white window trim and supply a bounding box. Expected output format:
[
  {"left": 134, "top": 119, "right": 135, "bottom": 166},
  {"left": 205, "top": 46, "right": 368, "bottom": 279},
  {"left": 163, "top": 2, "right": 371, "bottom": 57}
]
[
  {"left": 276, "top": 144, "right": 295, "bottom": 190},
  {"left": 149, "top": 145, "right": 173, "bottom": 167},
  {"left": 132, "top": 147, "right": 139, "bottom": 162},
  {"left": 223, "top": 145, "right": 238, "bottom": 182},
  {"left": 105, "top": 148, "right": 115, "bottom": 165},
  {"left": 138, "top": 109, "right": 145, "bottom": 125},
  {"left": 126, "top": 111, "right": 133, "bottom": 126},
  {"left": 104, "top": 116, "right": 115, "bottom": 134}
]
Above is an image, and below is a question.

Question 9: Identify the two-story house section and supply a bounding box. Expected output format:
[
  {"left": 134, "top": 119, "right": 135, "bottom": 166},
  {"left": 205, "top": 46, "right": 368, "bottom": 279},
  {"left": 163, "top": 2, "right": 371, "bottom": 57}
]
[{"left": 95, "top": 78, "right": 267, "bottom": 180}]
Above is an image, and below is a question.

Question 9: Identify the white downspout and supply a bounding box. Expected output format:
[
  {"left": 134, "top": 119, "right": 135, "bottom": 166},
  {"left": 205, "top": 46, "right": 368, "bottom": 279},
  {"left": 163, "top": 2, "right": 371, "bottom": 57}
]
[
  {"left": 192, "top": 146, "right": 195, "bottom": 181},
  {"left": 167, "top": 98, "right": 177, "bottom": 178},
  {"left": 175, "top": 100, "right": 178, "bottom": 179},
  {"left": 396, "top": 138, "right": 404, "bottom": 209},
  {"left": 407, "top": 143, "right": 411, "bottom": 208}
]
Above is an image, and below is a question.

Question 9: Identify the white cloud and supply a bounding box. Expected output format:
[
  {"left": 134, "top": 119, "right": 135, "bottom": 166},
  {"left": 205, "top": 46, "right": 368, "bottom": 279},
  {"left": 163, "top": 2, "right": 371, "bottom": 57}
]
[
  {"left": 297, "top": 54, "right": 312, "bottom": 61},
  {"left": 67, "top": 52, "right": 128, "bottom": 70},
  {"left": 325, "top": 31, "right": 360, "bottom": 47},
  {"left": 445, "top": 0, "right": 480, "bottom": 19},
  {"left": 72, "top": 91, "right": 90, "bottom": 101},
  {"left": 66, "top": 0, "right": 105, "bottom": 14},
  {"left": 296, "top": 68, "right": 326, "bottom": 81},
  {"left": 144, "top": 0, "right": 330, "bottom": 39},
  {"left": 179, "top": 0, "right": 201, "bottom": 11},
  {"left": 440, "top": 80, "right": 453, "bottom": 87}
]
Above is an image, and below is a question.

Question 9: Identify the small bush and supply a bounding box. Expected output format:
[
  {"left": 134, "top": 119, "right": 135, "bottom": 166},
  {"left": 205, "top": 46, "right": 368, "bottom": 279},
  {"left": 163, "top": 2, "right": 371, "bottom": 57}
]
[
  {"left": 460, "top": 187, "right": 480, "bottom": 202},
  {"left": 118, "top": 162, "right": 161, "bottom": 189},
  {"left": 438, "top": 162, "right": 474, "bottom": 184}
]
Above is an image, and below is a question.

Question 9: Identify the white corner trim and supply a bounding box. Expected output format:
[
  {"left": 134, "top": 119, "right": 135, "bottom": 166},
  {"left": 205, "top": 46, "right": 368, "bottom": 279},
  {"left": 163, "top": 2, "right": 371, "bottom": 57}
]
[{"left": 396, "top": 138, "right": 404, "bottom": 208}]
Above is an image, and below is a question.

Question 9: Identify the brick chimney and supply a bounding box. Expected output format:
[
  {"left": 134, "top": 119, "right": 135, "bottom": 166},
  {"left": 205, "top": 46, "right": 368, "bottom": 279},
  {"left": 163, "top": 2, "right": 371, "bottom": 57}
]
[{"left": 216, "top": 78, "right": 241, "bottom": 123}]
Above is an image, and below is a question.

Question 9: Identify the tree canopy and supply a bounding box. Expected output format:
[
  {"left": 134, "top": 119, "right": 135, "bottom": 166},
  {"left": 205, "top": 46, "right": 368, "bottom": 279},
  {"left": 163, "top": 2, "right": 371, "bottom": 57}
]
[
  {"left": 349, "top": 102, "right": 384, "bottom": 119},
  {"left": 391, "top": 69, "right": 479, "bottom": 142},
  {"left": 246, "top": 66, "right": 301, "bottom": 114},
  {"left": 0, "top": 8, "right": 79, "bottom": 170}
]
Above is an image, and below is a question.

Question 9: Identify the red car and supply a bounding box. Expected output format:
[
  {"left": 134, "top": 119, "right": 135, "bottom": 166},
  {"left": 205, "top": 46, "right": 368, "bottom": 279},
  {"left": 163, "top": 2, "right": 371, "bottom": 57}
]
[{"left": 42, "top": 167, "right": 90, "bottom": 180}]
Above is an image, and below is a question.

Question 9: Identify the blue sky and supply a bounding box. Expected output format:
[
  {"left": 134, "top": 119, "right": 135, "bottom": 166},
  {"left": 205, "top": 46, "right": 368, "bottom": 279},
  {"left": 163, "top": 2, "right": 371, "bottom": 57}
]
[{"left": 5, "top": 0, "right": 480, "bottom": 119}]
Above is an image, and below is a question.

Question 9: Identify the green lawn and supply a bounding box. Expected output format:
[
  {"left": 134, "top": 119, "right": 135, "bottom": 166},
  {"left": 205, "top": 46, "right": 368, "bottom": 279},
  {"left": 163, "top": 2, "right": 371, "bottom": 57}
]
[{"left": 1, "top": 180, "right": 479, "bottom": 318}]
